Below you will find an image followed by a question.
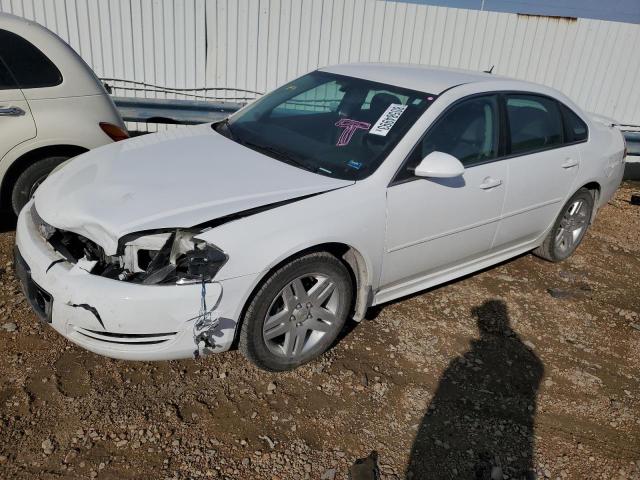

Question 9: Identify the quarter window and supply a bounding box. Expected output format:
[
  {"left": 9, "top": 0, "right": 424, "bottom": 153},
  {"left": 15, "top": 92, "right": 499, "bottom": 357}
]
[
  {"left": 559, "top": 103, "right": 588, "bottom": 143},
  {"left": 0, "top": 29, "right": 62, "bottom": 89},
  {"left": 506, "top": 94, "right": 563, "bottom": 154}
]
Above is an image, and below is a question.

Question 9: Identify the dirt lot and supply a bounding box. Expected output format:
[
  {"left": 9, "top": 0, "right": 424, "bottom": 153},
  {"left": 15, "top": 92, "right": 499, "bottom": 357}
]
[{"left": 1, "top": 183, "right": 639, "bottom": 480}]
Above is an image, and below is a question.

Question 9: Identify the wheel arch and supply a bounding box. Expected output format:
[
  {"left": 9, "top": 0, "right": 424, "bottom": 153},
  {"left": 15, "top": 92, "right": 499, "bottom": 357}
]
[
  {"left": 0, "top": 144, "right": 89, "bottom": 207},
  {"left": 231, "top": 241, "right": 373, "bottom": 347},
  {"left": 580, "top": 180, "right": 601, "bottom": 196},
  {"left": 578, "top": 180, "right": 601, "bottom": 222}
]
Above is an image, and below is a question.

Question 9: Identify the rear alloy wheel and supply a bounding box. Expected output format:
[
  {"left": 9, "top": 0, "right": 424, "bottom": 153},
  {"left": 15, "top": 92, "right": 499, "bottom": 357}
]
[
  {"left": 239, "top": 252, "right": 353, "bottom": 371},
  {"left": 533, "top": 188, "right": 594, "bottom": 262},
  {"left": 11, "top": 156, "right": 70, "bottom": 215}
]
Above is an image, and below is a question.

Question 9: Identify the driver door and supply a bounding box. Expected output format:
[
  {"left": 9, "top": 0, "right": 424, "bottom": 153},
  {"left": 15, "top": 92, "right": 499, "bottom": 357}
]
[{"left": 380, "top": 94, "right": 507, "bottom": 291}]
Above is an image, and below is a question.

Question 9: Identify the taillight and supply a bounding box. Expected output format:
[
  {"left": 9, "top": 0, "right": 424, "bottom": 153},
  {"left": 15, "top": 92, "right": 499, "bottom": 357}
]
[{"left": 99, "top": 122, "right": 129, "bottom": 142}]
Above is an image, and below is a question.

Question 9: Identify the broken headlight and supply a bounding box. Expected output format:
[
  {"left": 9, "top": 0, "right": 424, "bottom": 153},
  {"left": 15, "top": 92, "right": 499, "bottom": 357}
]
[
  {"left": 31, "top": 206, "right": 56, "bottom": 240},
  {"left": 119, "top": 230, "right": 228, "bottom": 285}
]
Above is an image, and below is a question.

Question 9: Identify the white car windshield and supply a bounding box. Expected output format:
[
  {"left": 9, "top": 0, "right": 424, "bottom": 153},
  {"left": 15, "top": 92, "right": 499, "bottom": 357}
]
[{"left": 214, "top": 71, "right": 437, "bottom": 180}]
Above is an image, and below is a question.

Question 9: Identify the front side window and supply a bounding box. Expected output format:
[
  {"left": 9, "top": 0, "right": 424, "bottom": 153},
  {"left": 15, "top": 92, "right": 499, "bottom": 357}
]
[
  {"left": 395, "top": 94, "right": 499, "bottom": 182},
  {"left": 421, "top": 95, "right": 499, "bottom": 165},
  {"left": 506, "top": 94, "right": 563, "bottom": 154},
  {"left": 214, "top": 71, "right": 436, "bottom": 181},
  {"left": 0, "top": 29, "right": 62, "bottom": 89}
]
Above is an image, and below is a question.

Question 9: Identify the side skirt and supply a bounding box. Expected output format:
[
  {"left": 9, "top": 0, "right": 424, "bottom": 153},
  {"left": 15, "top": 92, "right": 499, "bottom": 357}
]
[{"left": 373, "top": 239, "right": 540, "bottom": 306}]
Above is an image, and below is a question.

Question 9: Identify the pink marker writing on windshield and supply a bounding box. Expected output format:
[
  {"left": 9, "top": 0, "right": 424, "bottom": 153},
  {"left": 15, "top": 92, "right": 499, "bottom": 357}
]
[{"left": 335, "top": 118, "right": 371, "bottom": 146}]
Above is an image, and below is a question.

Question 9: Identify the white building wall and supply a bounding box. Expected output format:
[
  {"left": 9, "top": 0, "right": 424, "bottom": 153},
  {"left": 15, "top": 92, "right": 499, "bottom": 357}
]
[{"left": 2, "top": 0, "right": 639, "bottom": 125}]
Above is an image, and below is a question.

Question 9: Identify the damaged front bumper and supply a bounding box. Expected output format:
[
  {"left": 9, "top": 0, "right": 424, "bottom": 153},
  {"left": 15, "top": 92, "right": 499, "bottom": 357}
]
[{"left": 14, "top": 200, "right": 258, "bottom": 361}]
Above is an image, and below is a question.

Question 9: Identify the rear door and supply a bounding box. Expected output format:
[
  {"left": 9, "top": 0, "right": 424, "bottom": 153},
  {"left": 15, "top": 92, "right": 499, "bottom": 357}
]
[
  {"left": 0, "top": 54, "right": 36, "bottom": 162},
  {"left": 493, "top": 94, "right": 582, "bottom": 249}
]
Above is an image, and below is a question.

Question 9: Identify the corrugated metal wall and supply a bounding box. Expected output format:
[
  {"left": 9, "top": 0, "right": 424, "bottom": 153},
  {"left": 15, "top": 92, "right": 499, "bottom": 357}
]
[{"left": 2, "top": 0, "right": 639, "bottom": 126}]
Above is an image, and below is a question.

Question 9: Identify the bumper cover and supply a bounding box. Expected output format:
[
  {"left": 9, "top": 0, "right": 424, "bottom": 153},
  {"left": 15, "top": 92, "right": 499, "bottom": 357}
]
[
  {"left": 15, "top": 201, "right": 258, "bottom": 361},
  {"left": 14, "top": 246, "right": 53, "bottom": 323}
]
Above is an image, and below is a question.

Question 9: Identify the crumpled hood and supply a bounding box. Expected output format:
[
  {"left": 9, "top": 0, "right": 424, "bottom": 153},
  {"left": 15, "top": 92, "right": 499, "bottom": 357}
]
[{"left": 34, "top": 123, "right": 352, "bottom": 255}]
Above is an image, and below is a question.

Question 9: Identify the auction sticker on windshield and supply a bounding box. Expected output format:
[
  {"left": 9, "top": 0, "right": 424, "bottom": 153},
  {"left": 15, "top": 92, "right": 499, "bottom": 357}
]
[{"left": 369, "top": 103, "right": 408, "bottom": 136}]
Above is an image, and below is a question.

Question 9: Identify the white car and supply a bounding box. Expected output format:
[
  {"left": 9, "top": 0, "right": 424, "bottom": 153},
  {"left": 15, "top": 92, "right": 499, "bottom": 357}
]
[
  {"left": 0, "top": 13, "right": 127, "bottom": 214},
  {"left": 15, "top": 64, "right": 625, "bottom": 371}
]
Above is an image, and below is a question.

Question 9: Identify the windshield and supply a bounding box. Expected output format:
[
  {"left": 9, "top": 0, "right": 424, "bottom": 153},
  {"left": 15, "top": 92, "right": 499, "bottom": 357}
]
[{"left": 213, "top": 71, "right": 436, "bottom": 180}]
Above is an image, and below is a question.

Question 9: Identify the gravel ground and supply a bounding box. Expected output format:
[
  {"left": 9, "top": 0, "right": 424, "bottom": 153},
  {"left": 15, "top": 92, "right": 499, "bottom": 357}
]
[{"left": 0, "top": 182, "right": 639, "bottom": 480}]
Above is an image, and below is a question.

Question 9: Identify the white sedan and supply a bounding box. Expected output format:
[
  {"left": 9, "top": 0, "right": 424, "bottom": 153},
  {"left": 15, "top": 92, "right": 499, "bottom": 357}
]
[{"left": 15, "top": 64, "right": 625, "bottom": 371}]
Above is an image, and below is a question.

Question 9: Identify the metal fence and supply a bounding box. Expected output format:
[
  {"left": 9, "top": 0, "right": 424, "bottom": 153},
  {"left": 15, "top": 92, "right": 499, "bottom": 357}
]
[{"left": 2, "top": 0, "right": 640, "bottom": 130}]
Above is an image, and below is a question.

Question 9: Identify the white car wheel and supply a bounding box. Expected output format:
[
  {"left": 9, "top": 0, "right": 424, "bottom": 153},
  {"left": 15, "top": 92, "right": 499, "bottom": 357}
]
[
  {"left": 11, "top": 156, "right": 69, "bottom": 214},
  {"left": 239, "top": 252, "right": 353, "bottom": 371},
  {"left": 534, "top": 188, "right": 594, "bottom": 262}
]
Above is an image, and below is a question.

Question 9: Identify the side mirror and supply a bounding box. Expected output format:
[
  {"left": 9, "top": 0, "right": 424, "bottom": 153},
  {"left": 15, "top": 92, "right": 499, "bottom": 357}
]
[{"left": 414, "top": 151, "right": 465, "bottom": 178}]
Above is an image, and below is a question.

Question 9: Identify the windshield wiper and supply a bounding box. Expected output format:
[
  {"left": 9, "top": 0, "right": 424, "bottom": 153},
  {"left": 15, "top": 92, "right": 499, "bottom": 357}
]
[{"left": 241, "top": 140, "right": 317, "bottom": 174}]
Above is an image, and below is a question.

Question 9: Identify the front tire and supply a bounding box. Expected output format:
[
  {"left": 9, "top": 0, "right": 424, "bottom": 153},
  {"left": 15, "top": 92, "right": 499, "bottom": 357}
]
[
  {"left": 533, "top": 188, "right": 594, "bottom": 262},
  {"left": 11, "top": 156, "right": 69, "bottom": 214},
  {"left": 239, "top": 252, "right": 353, "bottom": 371}
]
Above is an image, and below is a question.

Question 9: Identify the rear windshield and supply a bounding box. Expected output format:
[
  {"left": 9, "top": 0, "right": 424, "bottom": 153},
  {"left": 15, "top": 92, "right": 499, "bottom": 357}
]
[{"left": 214, "top": 71, "right": 436, "bottom": 180}]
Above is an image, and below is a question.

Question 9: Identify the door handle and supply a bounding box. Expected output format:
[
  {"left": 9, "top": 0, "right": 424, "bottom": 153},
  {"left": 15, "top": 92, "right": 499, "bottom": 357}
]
[
  {"left": 479, "top": 177, "right": 502, "bottom": 190},
  {"left": 561, "top": 158, "right": 579, "bottom": 169},
  {"left": 0, "top": 106, "right": 25, "bottom": 116}
]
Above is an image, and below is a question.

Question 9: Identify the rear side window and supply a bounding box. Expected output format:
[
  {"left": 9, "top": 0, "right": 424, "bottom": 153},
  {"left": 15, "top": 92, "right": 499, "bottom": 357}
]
[
  {"left": 506, "top": 94, "right": 563, "bottom": 155},
  {"left": 0, "top": 29, "right": 62, "bottom": 89},
  {"left": 559, "top": 104, "right": 588, "bottom": 143},
  {"left": 0, "top": 58, "right": 17, "bottom": 89}
]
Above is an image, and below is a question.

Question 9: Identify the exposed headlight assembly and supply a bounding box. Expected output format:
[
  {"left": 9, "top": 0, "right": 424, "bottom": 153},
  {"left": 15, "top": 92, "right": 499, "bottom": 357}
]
[
  {"left": 36, "top": 226, "right": 228, "bottom": 285},
  {"left": 121, "top": 229, "right": 228, "bottom": 285},
  {"left": 30, "top": 206, "right": 56, "bottom": 240}
]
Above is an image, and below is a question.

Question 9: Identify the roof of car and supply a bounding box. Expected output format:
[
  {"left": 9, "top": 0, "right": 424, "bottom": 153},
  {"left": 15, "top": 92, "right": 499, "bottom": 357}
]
[
  {"left": 321, "top": 63, "right": 509, "bottom": 94},
  {"left": 319, "top": 62, "right": 592, "bottom": 120},
  {"left": 0, "top": 12, "right": 52, "bottom": 38}
]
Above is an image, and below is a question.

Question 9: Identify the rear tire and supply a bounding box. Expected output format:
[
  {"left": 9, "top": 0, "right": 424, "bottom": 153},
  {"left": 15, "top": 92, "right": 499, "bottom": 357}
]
[
  {"left": 239, "top": 252, "right": 353, "bottom": 371},
  {"left": 11, "top": 156, "right": 69, "bottom": 215},
  {"left": 533, "top": 188, "right": 594, "bottom": 262}
]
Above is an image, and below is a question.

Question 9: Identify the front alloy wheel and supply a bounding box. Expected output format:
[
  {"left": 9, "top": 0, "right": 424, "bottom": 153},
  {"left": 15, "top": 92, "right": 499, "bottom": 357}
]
[
  {"left": 239, "top": 252, "right": 353, "bottom": 371},
  {"left": 263, "top": 273, "right": 340, "bottom": 359}
]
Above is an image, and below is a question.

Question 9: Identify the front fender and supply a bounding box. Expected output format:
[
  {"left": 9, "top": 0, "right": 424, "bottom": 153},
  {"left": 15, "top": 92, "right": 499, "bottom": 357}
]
[{"left": 196, "top": 183, "right": 386, "bottom": 293}]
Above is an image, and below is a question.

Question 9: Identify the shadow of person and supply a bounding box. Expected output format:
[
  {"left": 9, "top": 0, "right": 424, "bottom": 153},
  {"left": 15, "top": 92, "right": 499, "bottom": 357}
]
[{"left": 406, "top": 300, "right": 544, "bottom": 480}]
